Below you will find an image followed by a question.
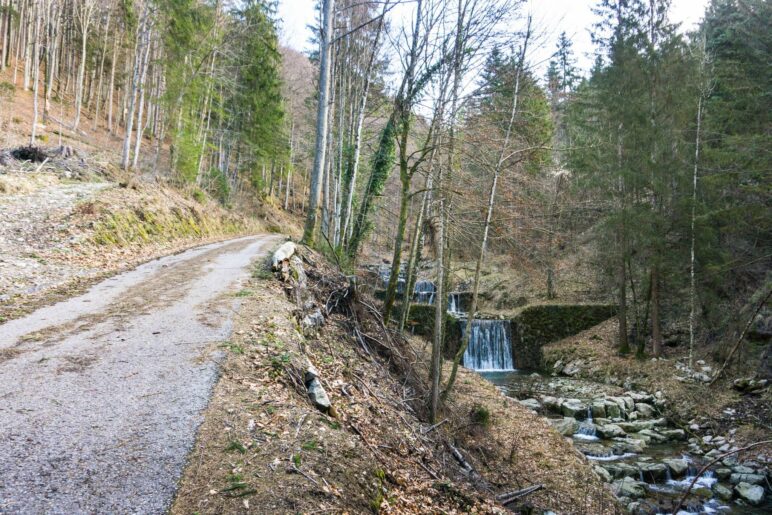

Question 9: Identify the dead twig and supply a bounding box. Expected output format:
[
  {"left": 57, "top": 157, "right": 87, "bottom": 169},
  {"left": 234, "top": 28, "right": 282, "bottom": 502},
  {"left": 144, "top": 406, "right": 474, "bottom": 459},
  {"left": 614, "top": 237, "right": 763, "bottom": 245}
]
[
  {"left": 288, "top": 462, "right": 319, "bottom": 486},
  {"left": 422, "top": 418, "right": 448, "bottom": 434}
]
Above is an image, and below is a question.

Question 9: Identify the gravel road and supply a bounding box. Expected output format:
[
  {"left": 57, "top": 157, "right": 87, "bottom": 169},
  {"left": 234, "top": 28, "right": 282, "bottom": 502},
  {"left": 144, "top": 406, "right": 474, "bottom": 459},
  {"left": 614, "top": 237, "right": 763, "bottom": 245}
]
[{"left": 0, "top": 234, "right": 280, "bottom": 514}]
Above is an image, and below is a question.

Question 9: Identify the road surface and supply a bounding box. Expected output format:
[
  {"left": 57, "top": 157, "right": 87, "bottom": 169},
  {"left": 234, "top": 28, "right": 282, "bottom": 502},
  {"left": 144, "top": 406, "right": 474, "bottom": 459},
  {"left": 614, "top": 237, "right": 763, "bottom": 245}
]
[{"left": 0, "top": 235, "right": 279, "bottom": 514}]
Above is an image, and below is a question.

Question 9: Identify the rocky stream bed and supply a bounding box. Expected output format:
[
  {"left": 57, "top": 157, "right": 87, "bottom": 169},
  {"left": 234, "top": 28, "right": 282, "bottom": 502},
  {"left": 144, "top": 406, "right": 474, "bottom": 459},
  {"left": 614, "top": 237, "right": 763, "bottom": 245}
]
[{"left": 481, "top": 371, "right": 771, "bottom": 514}]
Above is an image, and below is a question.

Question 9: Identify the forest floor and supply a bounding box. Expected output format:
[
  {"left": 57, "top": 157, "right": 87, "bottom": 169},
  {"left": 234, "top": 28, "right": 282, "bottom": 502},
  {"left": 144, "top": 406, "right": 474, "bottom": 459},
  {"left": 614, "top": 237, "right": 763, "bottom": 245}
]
[{"left": 171, "top": 246, "right": 620, "bottom": 514}]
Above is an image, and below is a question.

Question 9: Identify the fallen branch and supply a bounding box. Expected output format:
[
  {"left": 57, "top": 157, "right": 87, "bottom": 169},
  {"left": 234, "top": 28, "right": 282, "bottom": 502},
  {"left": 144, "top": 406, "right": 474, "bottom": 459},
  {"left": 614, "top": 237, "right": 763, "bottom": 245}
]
[
  {"left": 416, "top": 459, "right": 440, "bottom": 480},
  {"left": 448, "top": 443, "right": 475, "bottom": 475},
  {"left": 289, "top": 462, "right": 319, "bottom": 486},
  {"left": 34, "top": 157, "right": 50, "bottom": 173},
  {"left": 671, "top": 439, "right": 772, "bottom": 514},
  {"left": 422, "top": 418, "right": 448, "bottom": 434},
  {"left": 497, "top": 484, "right": 544, "bottom": 506}
]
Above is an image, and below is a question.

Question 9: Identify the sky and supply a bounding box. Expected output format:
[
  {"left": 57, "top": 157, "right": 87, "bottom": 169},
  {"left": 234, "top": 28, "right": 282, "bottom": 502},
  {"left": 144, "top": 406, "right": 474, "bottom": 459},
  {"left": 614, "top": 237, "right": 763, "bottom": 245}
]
[{"left": 276, "top": 0, "right": 710, "bottom": 79}]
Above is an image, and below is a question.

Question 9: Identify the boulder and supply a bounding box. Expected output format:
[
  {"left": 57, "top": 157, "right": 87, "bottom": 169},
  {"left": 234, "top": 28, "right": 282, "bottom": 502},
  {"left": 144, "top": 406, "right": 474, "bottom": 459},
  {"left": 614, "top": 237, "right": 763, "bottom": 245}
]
[
  {"left": 597, "top": 424, "right": 626, "bottom": 439},
  {"left": 562, "top": 400, "right": 588, "bottom": 419},
  {"left": 612, "top": 477, "right": 646, "bottom": 499},
  {"left": 734, "top": 482, "right": 764, "bottom": 505},
  {"left": 605, "top": 462, "right": 639, "bottom": 479},
  {"left": 715, "top": 468, "right": 732, "bottom": 480},
  {"left": 617, "top": 420, "right": 657, "bottom": 433},
  {"left": 733, "top": 377, "right": 769, "bottom": 393},
  {"left": 304, "top": 365, "right": 331, "bottom": 411},
  {"left": 663, "top": 458, "right": 689, "bottom": 477},
  {"left": 593, "top": 465, "right": 612, "bottom": 483},
  {"left": 730, "top": 473, "right": 766, "bottom": 485},
  {"left": 733, "top": 465, "right": 755, "bottom": 474},
  {"left": 629, "top": 432, "right": 652, "bottom": 445},
  {"left": 659, "top": 429, "right": 686, "bottom": 441},
  {"left": 621, "top": 396, "right": 635, "bottom": 411},
  {"left": 713, "top": 483, "right": 733, "bottom": 501},
  {"left": 301, "top": 309, "right": 325, "bottom": 336},
  {"left": 604, "top": 401, "right": 622, "bottom": 419},
  {"left": 541, "top": 396, "right": 563, "bottom": 413},
  {"left": 562, "top": 360, "right": 583, "bottom": 376},
  {"left": 634, "top": 403, "right": 656, "bottom": 418},
  {"left": 518, "top": 398, "right": 541, "bottom": 411},
  {"left": 271, "top": 241, "right": 296, "bottom": 269},
  {"left": 637, "top": 429, "right": 667, "bottom": 443},
  {"left": 611, "top": 437, "right": 647, "bottom": 453},
  {"left": 627, "top": 391, "right": 655, "bottom": 403},
  {"left": 637, "top": 462, "right": 668, "bottom": 481},
  {"left": 591, "top": 401, "right": 607, "bottom": 419},
  {"left": 551, "top": 417, "right": 579, "bottom": 436}
]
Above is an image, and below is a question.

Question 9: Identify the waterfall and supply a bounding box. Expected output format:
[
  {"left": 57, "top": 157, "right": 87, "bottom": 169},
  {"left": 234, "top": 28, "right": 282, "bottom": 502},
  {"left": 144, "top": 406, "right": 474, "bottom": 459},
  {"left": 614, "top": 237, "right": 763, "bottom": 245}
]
[
  {"left": 414, "top": 280, "right": 436, "bottom": 304},
  {"left": 462, "top": 319, "right": 515, "bottom": 372},
  {"left": 378, "top": 265, "right": 406, "bottom": 293},
  {"left": 574, "top": 407, "right": 599, "bottom": 441},
  {"left": 448, "top": 293, "right": 461, "bottom": 314}
]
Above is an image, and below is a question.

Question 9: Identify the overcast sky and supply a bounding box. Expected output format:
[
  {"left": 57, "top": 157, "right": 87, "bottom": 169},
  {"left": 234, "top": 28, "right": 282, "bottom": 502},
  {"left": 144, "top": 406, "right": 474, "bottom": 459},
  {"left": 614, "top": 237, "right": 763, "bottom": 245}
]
[{"left": 277, "top": 0, "right": 709, "bottom": 80}]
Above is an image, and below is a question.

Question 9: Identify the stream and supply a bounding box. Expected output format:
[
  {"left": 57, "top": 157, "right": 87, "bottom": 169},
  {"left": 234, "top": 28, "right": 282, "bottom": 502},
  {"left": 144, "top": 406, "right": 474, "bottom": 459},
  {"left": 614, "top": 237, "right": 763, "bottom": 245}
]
[
  {"left": 378, "top": 273, "right": 770, "bottom": 514},
  {"left": 480, "top": 370, "right": 771, "bottom": 515}
]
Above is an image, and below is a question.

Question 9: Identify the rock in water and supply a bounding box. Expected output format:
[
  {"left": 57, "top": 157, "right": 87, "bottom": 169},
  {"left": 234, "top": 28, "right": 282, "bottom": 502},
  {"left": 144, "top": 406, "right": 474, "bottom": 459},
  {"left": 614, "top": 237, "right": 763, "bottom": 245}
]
[
  {"left": 612, "top": 477, "right": 646, "bottom": 499},
  {"left": 730, "top": 473, "right": 765, "bottom": 485},
  {"left": 551, "top": 417, "right": 579, "bottom": 436},
  {"left": 663, "top": 458, "right": 688, "bottom": 477},
  {"left": 597, "top": 424, "right": 625, "bottom": 439},
  {"left": 561, "top": 399, "right": 587, "bottom": 418},
  {"left": 734, "top": 482, "right": 764, "bottom": 505},
  {"left": 713, "top": 483, "right": 733, "bottom": 501}
]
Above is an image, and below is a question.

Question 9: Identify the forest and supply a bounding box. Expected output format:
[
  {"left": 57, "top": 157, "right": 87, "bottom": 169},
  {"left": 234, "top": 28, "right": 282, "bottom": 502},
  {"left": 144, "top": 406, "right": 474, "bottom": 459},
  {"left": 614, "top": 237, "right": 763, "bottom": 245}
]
[{"left": 0, "top": 0, "right": 770, "bottom": 513}]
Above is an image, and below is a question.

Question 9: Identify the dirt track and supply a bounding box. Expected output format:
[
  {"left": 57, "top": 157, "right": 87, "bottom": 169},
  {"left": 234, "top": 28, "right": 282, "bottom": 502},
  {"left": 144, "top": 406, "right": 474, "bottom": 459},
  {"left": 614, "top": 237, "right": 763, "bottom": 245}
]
[{"left": 0, "top": 234, "right": 280, "bottom": 514}]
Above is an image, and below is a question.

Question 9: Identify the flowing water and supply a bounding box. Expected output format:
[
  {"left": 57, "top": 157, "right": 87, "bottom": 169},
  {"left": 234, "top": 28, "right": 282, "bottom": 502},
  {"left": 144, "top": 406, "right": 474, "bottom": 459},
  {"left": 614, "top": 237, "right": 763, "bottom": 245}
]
[
  {"left": 476, "top": 371, "right": 770, "bottom": 514},
  {"left": 413, "top": 280, "right": 436, "bottom": 304},
  {"left": 461, "top": 319, "right": 515, "bottom": 372}
]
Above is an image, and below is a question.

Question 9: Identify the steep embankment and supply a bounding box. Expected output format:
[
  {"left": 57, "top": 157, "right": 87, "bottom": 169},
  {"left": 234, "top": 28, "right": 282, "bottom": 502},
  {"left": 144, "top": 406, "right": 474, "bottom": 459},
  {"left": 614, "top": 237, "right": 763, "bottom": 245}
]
[
  {"left": 0, "top": 149, "right": 296, "bottom": 323},
  {"left": 172, "top": 245, "right": 619, "bottom": 514}
]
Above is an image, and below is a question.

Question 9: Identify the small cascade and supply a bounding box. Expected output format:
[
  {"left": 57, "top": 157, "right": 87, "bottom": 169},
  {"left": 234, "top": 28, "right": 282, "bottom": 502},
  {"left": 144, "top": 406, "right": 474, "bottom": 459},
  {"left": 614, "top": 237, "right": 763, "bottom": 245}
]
[
  {"left": 413, "top": 280, "right": 436, "bottom": 304},
  {"left": 378, "top": 265, "right": 406, "bottom": 293},
  {"left": 667, "top": 469, "right": 717, "bottom": 490},
  {"left": 448, "top": 293, "right": 461, "bottom": 314},
  {"left": 462, "top": 319, "right": 515, "bottom": 372},
  {"left": 573, "top": 407, "right": 599, "bottom": 441}
]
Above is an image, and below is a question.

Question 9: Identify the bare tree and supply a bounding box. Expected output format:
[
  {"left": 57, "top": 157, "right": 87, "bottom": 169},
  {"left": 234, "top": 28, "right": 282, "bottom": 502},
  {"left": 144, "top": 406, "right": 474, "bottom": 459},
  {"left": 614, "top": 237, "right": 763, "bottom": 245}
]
[
  {"left": 302, "top": 0, "right": 334, "bottom": 245},
  {"left": 72, "top": 0, "right": 97, "bottom": 129}
]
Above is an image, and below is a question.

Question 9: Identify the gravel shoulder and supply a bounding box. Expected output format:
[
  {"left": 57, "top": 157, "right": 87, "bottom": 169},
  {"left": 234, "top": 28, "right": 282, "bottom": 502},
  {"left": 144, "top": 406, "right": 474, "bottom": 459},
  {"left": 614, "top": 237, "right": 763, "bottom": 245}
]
[{"left": 0, "top": 234, "right": 281, "bottom": 514}]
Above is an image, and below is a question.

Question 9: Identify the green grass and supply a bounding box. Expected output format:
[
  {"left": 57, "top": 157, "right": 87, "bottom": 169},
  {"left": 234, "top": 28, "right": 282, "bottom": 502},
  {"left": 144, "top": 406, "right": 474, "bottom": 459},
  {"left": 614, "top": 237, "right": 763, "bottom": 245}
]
[{"left": 224, "top": 440, "right": 247, "bottom": 454}]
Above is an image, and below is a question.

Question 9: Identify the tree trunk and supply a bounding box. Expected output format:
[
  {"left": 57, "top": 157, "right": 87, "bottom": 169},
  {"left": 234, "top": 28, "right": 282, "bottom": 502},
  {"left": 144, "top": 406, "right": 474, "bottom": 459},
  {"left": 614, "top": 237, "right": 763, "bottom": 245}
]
[
  {"left": 72, "top": 2, "right": 92, "bottom": 129},
  {"left": 651, "top": 265, "right": 662, "bottom": 357},
  {"left": 301, "top": 0, "right": 334, "bottom": 246},
  {"left": 29, "top": 0, "right": 40, "bottom": 144}
]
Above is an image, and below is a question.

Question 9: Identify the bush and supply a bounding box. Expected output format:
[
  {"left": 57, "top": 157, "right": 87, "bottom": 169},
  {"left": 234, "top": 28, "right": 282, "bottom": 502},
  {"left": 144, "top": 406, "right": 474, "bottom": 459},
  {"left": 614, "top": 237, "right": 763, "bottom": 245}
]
[
  {"left": 11, "top": 145, "right": 47, "bottom": 162},
  {"left": 470, "top": 403, "right": 491, "bottom": 429}
]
